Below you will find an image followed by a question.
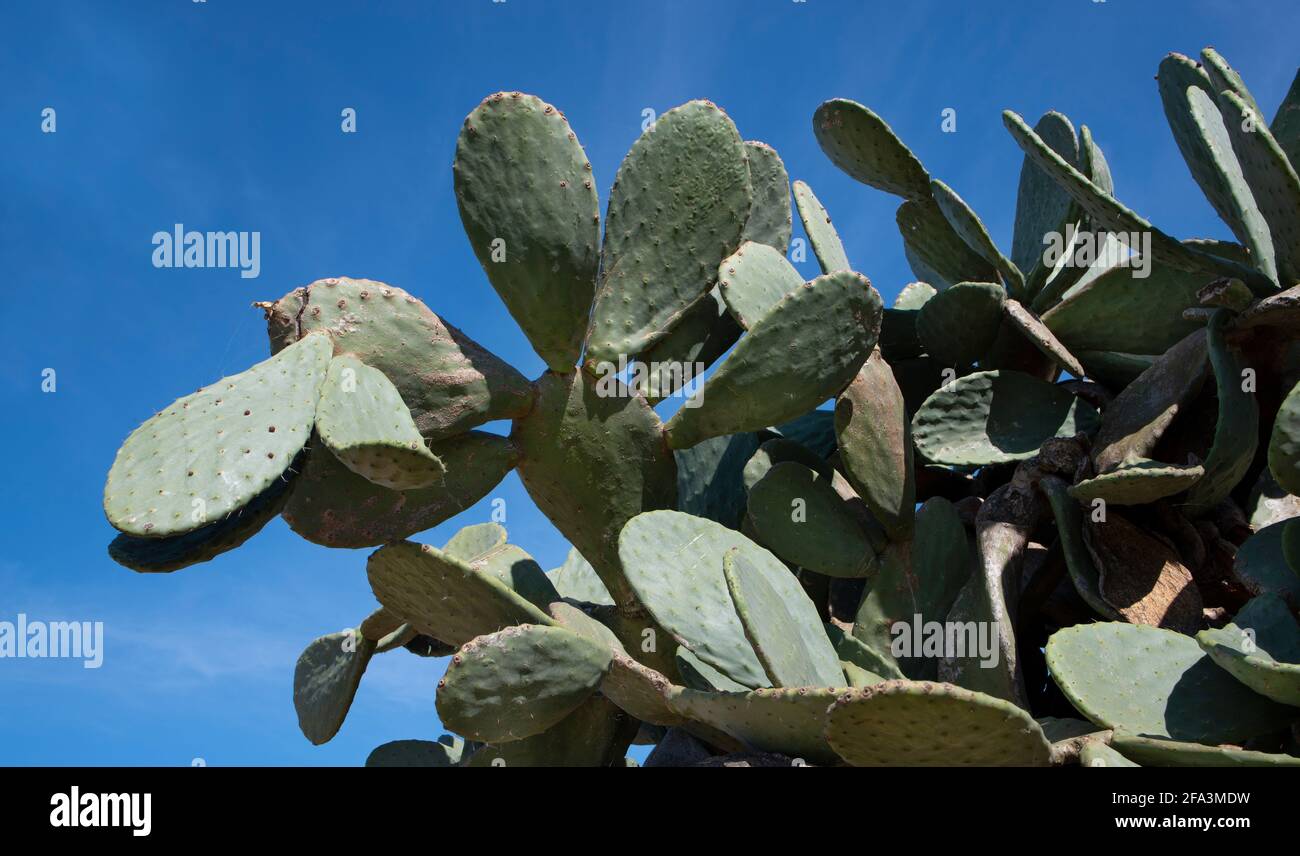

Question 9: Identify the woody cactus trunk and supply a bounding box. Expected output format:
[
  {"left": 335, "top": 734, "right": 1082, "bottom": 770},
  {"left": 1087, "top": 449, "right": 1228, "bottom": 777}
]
[{"left": 104, "top": 50, "right": 1300, "bottom": 766}]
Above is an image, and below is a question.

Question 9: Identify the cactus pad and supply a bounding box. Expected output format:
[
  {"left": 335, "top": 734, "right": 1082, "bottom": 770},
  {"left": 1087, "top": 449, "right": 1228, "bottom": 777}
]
[
  {"left": 812, "top": 99, "right": 930, "bottom": 200},
  {"left": 666, "top": 686, "right": 844, "bottom": 765},
  {"left": 548, "top": 547, "right": 614, "bottom": 606},
  {"left": 1045, "top": 622, "right": 1294, "bottom": 743},
  {"left": 746, "top": 461, "right": 876, "bottom": 578},
  {"left": 281, "top": 431, "right": 517, "bottom": 548},
  {"left": 314, "top": 355, "right": 444, "bottom": 490},
  {"left": 1111, "top": 732, "right": 1300, "bottom": 767},
  {"left": 1196, "top": 594, "right": 1300, "bottom": 706},
  {"left": 911, "top": 370, "right": 1099, "bottom": 467},
  {"left": 453, "top": 92, "right": 600, "bottom": 371},
  {"left": 723, "top": 547, "right": 843, "bottom": 687},
  {"left": 104, "top": 332, "right": 331, "bottom": 538},
  {"left": 718, "top": 241, "right": 805, "bottom": 330},
  {"left": 834, "top": 349, "right": 915, "bottom": 539},
  {"left": 293, "top": 629, "right": 375, "bottom": 745},
  {"left": 366, "top": 540, "right": 553, "bottom": 647},
  {"left": 825, "top": 681, "right": 1052, "bottom": 767},
  {"left": 620, "top": 510, "right": 787, "bottom": 688},
  {"left": 1269, "top": 379, "right": 1300, "bottom": 495},
  {"left": 916, "top": 281, "right": 1006, "bottom": 366},
  {"left": 435, "top": 624, "right": 612, "bottom": 743},
  {"left": 930, "top": 181, "right": 1025, "bottom": 299},
  {"left": 741, "top": 140, "right": 793, "bottom": 253},
  {"left": 664, "top": 272, "right": 882, "bottom": 449},
  {"left": 585, "top": 100, "right": 751, "bottom": 366},
  {"left": 792, "top": 180, "right": 850, "bottom": 273},
  {"left": 1069, "top": 458, "right": 1204, "bottom": 506}
]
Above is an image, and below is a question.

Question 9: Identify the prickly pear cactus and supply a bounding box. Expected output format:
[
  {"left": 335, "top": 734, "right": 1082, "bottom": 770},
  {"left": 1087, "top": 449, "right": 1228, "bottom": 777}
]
[{"left": 104, "top": 49, "right": 1300, "bottom": 766}]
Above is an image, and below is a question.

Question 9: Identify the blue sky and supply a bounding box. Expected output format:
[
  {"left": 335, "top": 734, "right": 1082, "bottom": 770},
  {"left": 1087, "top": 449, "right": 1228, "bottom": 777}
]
[{"left": 1, "top": 0, "right": 1296, "bottom": 765}]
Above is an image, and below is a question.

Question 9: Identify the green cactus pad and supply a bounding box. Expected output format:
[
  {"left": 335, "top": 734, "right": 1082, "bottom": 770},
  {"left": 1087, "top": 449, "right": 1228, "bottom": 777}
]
[
  {"left": 792, "top": 180, "right": 850, "bottom": 273},
  {"left": 105, "top": 332, "right": 331, "bottom": 539},
  {"left": 911, "top": 370, "right": 1099, "bottom": 467},
  {"left": 718, "top": 241, "right": 805, "bottom": 330},
  {"left": 465, "top": 694, "right": 631, "bottom": 767},
  {"left": 1200, "top": 48, "right": 1262, "bottom": 117},
  {"left": 1080, "top": 741, "right": 1139, "bottom": 767},
  {"left": 1069, "top": 458, "right": 1204, "bottom": 506},
  {"left": 664, "top": 272, "right": 882, "bottom": 449},
  {"left": 930, "top": 181, "right": 1025, "bottom": 299},
  {"left": 1091, "top": 329, "right": 1208, "bottom": 472},
  {"left": 292, "top": 628, "right": 375, "bottom": 745},
  {"left": 916, "top": 281, "right": 1006, "bottom": 367},
  {"left": 812, "top": 99, "right": 931, "bottom": 200},
  {"left": 854, "top": 499, "right": 974, "bottom": 679},
  {"left": 1269, "top": 379, "right": 1300, "bottom": 495},
  {"left": 634, "top": 288, "right": 741, "bottom": 404},
  {"left": 282, "top": 431, "right": 516, "bottom": 548},
  {"left": 314, "top": 355, "right": 444, "bottom": 490},
  {"left": 585, "top": 100, "right": 751, "bottom": 366},
  {"left": 441, "top": 522, "right": 508, "bottom": 562},
  {"left": 666, "top": 686, "right": 844, "bottom": 765},
  {"left": 1003, "top": 111, "right": 1271, "bottom": 292},
  {"left": 548, "top": 547, "right": 614, "bottom": 606},
  {"left": 1002, "top": 299, "right": 1085, "bottom": 377},
  {"left": 1234, "top": 523, "right": 1300, "bottom": 608},
  {"left": 1040, "top": 262, "right": 1212, "bottom": 357},
  {"left": 742, "top": 438, "right": 831, "bottom": 492},
  {"left": 1218, "top": 90, "right": 1300, "bottom": 285},
  {"left": 366, "top": 540, "right": 553, "bottom": 647},
  {"left": 453, "top": 92, "right": 600, "bottom": 371},
  {"left": 1111, "top": 732, "right": 1300, "bottom": 767},
  {"left": 896, "top": 198, "right": 1001, "bottom": 289},
  {"left": 723, "top": 547, "right": 843, "bottom": 687},
  {"left": 1196, "top": 594, "right": 1300, "bottom": 706},
  {"left": 741, "top": 141, "right": 792, "bottom": 253},
  {"left": 264, "top": 279, "right": 533, "bottom": 439},
  {"left": 621, "top": 510, "right": 808, "bottom": 688},
  {"left": 835, "top": 350, "right": 915, "bottom": 540},
  {"left": 365, "top": 736, "right": 463, "bottom": 767},
  {"left": 513, "top": 369, "right": 677, "bottom": 607},
  {"left": 1184, "top": 310, "right": 1259, "bottom": 515},
  {"left": 675, "top": 430, "right": 760, "bottom": 530},
  {"left": 1011, "top": 111, "right": 1079, "bottom": 283},
  {"left": 435, "top": 624, "right": 612, "bottom": 743},
  {"left": 1040, "top": 475, "right": 1121, "bottom": 619},
  {"left": 826, "top": 622, "right": 904, "bottom": 680},
  {"left": 1157, "top": 55, "right": 1277, "bottom": 283},
  {"left": 107, "top": 468, "right": 295, "bottom": 573},
  {"left": 826, "top": 681, "right": 1052, "bottom": 767},
  {"left": 746, "top": 461, "right": 876, "bottom": 578},
  {"left": 1045, "top": 622, "right": 1295, "bottom": 743}
]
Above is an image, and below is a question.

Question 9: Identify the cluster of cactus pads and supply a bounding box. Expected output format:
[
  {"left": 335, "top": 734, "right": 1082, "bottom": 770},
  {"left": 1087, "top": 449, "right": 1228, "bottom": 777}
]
[{"left": 104, "top": 48, "right": 1300, "bottom": 766}]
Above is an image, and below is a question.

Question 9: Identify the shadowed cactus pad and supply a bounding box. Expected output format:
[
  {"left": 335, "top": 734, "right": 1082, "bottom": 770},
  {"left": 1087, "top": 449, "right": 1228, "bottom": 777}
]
[
  {"left": 1196, "top": 594, "right": 1300, "bottom": 706},
  {"left": 911, "top": 370, "right": 1099, "bottom": 466}
]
